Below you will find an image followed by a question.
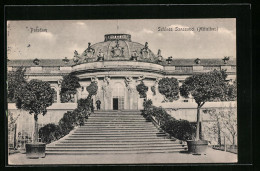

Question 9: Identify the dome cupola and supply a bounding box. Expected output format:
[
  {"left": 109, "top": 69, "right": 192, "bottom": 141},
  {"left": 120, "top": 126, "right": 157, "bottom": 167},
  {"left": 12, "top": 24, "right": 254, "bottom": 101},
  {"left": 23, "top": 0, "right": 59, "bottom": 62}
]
[{"left": 74, "top": 34, "right": 157, "bottom": 64}]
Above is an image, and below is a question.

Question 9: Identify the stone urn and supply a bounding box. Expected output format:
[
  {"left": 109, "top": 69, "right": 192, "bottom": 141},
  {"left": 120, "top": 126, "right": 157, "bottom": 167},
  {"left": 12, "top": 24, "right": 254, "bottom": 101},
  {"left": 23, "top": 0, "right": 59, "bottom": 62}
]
[
  {"left": 187, "top": 140, "right": 208, "bottom": 154},
  {"left": 25, "top": 143, "right": 46, "bottom": 159}
]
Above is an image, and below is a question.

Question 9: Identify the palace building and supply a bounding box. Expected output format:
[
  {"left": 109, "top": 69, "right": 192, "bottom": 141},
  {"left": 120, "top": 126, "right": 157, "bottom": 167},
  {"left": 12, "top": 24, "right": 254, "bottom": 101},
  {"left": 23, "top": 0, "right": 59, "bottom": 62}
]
[{"left": 8, "top": 34, "right": 236, "bottom": 147}]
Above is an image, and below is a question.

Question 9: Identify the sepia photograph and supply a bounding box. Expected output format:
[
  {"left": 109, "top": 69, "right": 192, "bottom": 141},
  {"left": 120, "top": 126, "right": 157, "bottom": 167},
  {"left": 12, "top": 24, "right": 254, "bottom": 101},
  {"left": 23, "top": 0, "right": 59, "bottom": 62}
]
[{"left": 6, "top": 18, "right": 238, "bottom": 165}]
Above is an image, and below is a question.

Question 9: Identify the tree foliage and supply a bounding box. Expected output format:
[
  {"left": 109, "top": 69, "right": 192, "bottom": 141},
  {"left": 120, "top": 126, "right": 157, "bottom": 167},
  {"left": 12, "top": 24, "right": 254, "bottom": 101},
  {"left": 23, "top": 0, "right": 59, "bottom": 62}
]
[
  {"left": 222, "top": 80, "right": 237, "bottom": 101},
  {"left": 60, "top": 73, "right": 81, "bottom": 102},
  {"left": 158, "top": 77, "right": 179, "bottom": 102},
  {"left": 180, "top": 70, "right": 228, "bottom": 106},
  {"left": 7, "top": 67, "right": 27, "bottom": 103},
  {"left": 136, "top": 81, "right": 148, "bottom": 98},
  {"left": 86, "top": 82, "right": 98, "bottom": 97},
  {"left": 16, "top": 79, "right": 55, "bottom": 115}
]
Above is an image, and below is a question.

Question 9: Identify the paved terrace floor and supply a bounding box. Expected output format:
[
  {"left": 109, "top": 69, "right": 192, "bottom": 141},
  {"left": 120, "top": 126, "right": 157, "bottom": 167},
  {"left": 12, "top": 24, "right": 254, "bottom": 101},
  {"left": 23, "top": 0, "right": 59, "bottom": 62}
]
[{"left": 8, "top": 148, "right": 237, "bottom": 165}]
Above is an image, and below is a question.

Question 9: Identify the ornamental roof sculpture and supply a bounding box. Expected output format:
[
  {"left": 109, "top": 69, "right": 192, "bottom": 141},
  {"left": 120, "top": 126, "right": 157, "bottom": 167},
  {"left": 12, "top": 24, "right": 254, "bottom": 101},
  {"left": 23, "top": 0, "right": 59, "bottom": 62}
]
[{"left": 76, "top": 34, "right": 157, "bottom": 63}]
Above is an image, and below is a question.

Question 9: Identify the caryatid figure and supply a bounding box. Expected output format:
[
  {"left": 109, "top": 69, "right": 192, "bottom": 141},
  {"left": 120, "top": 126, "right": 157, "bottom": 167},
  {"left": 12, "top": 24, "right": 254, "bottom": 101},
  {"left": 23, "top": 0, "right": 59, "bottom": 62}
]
[{"left": 125, "top": 77, "right": 136, "bottom": 93}]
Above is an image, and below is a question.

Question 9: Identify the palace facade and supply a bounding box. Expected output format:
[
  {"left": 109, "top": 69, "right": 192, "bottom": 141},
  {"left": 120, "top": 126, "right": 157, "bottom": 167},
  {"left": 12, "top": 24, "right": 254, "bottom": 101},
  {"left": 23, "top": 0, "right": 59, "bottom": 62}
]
[{"left": 7, "top": 34, "right": 236, "bottom": 146}]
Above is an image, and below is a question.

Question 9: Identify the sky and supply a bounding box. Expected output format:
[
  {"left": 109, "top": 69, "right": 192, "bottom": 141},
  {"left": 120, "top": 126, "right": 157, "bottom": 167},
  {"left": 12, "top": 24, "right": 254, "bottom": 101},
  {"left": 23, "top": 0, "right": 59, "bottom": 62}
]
[{"left": 7, "top": 19, "right": 236, "bottom": 60}]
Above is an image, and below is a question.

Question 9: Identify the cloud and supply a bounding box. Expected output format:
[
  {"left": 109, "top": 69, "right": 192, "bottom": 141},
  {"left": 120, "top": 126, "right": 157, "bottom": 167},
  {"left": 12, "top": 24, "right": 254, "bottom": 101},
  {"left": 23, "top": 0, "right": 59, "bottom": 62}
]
[
  {"left": 28, "top": 32, "right": 56, "bottom": 42},
  {"left": 218, "top": 27, "right": 235, "bottom": 39},
  {"left": 142, "top": 28, "right": 154, "bottom": 34},
  {"left": 76, "top": 22, "right": 86, "bottom": 26},
  {"left": 38, "top": 32, "right": 55, "bottom": 40}
]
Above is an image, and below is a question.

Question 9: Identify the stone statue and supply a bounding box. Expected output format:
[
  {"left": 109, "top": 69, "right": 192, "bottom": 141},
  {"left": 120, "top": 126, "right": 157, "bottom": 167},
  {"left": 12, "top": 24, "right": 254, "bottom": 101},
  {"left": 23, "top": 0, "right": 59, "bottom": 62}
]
[
  {"left": 97, "top": 49, "right": 104, "bottom": 61},
  {"left": 57, "top": 79, "right": 63, "bottom": 87},
  {"left": 157, "top": 49, "right": 163, "bottom": 62},
  {"left": 125, "top": 77, "right": 136, "bottom": 93},
  {"left": 131, "top": 50, "right": 138, "bottom": 61},
  {"left": 84, "top": 42, "right": 95, "bottom": 59},
  {"left": 151, "top": 77, "right": 160, "bottom": 96},
  {"left": 140, "top": 42, "right": 149, "bottom": 59},
  {"left": 136, "top": 75, "right": 145, "bottom": 83},
  {"left": 91, "top": 76, "right": 98, "bottom": 83},
  {"left": 73, "top": 50, "right": 80, "bottom": 63},
  {"left": 102, "top": 76, "right": 111, "bottom": 98}
]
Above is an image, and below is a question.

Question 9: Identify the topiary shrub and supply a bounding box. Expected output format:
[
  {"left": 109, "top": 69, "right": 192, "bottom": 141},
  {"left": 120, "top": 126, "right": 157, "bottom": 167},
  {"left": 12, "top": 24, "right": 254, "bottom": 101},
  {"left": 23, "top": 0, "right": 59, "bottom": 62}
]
[
  {"left": 136, "top": 81, "right": 148, "bottom": 98},
  {"left": 60, "top": 73, "right": 81, "bottom": 103},
  {"left": 87, "top": 82, "right": 98, "bottom": 97},
  {"left": 161, "top": 119, "right": 196, "bottom": 141},
  {"left": 58, "top": 111, "right": 77, "bottom": 135},
  {"left": 142, "top": 99, "right": 153, "bottom": 119},
  {"left": 39, "top": 124, "right": 63, "bottom": 144}
]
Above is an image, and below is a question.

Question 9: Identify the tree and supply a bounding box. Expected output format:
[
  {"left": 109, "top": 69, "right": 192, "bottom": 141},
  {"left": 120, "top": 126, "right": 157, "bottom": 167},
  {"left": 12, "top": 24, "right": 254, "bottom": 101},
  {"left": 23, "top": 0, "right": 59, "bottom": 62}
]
[
  {"left": 222, "top": 80, "right": 237, "bottom": 101},
  {"left": 15, "top": 79, "right": 55, "bottom": 143},
  {"left": 219, "top": 105, "right": 237, "bottom": 146},
  {"left": 203, "top": 109, "right": 222, "bottom": 146},
  {"left": 7, "top": 67, "right": 27, "bottom": 103},
  {"left": 180, "top": 70, "right": 231, "bottom": 141},
  {"left": 60, "top": 73, "right": 81, "bottom": 103},
  {"left": 136, "top": 81, "right": 148, "bottom": 98},
  {"left": 158, "top": 77, "right": 179, "bottom": 102}
]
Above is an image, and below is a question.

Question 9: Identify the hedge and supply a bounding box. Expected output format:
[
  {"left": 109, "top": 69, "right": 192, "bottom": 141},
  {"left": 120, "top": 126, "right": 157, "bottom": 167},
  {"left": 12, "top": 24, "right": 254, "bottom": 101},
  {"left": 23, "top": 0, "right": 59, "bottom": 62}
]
[
  {"left": 39, "top": 97, "right": 91, "bottom": 144},
  {"left": 142, "top": 99, "right": 195, "bottom": 141}
]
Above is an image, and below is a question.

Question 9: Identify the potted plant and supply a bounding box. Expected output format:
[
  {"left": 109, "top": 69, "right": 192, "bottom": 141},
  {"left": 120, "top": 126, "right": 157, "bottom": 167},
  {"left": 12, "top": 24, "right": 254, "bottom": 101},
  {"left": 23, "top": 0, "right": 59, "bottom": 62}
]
[
  {"left": 15, "top": 79, "right": 55, "bottom": 158},
  {"left": 180, "top": 70, "right": 233, "bottom": 154}
]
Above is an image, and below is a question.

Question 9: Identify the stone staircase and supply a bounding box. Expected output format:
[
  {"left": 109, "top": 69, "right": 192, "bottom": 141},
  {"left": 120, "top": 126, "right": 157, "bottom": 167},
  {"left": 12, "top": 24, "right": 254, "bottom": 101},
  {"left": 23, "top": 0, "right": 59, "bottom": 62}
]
[{"left": 46, "top": 110, "right": 187, "bottom": 155}]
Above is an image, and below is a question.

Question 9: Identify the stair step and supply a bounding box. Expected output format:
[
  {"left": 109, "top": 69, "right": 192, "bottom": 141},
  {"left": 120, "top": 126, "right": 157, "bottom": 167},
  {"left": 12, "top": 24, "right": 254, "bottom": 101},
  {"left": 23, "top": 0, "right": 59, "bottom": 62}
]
[
  {"left": 59, "top": 139, "right": 177, "bottom": 143},
  {"left": 72, "top": 132, "right": 165, "bottom": 135},
  {"left": 54, "top": 142, "right": 181, "bottom": 146},
  {"left": 64, "top": 137, "right": 169, "bottom": 140},
  {"left": 49, "top": 144, "right": 184, "bottom": 148},
  {"left": 46, "top": 149, "right": 185, "bottom": 155},
  {"left": 46, "top": 146, "right": 186, "bottom": 152},
  {"left": 46, "top": 146, "right": 186, "bottom": 151},
  {"left": 68, "top": 135, "right": 166, "bottom": 138},
  {"left": 75, "top": 129, "right": 158, "bottom": 132}
]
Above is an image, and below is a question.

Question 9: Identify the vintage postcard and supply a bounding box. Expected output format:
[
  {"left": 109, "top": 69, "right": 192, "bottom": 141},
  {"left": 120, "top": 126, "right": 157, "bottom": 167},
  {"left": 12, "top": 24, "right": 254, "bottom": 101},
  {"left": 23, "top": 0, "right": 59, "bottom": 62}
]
[{"left": 7, "top": 19, "right": 237, "bottom": 165}]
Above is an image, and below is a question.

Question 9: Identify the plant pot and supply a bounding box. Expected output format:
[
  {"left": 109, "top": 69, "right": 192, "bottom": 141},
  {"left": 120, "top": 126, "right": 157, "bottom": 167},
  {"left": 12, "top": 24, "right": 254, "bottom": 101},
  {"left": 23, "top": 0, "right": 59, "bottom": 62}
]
[
  {"left": 25, "top": 143, "right": 46, "bottom": 159},
  {"left": 187, "top": 140, "right": 208, "bottom": 154}
]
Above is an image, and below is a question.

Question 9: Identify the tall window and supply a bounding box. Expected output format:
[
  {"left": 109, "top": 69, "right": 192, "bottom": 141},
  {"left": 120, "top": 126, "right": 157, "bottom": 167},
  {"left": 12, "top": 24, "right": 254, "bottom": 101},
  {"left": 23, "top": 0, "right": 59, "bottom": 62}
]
[{"left": 52, "top": 88, "right": 57, "bottom": 103}]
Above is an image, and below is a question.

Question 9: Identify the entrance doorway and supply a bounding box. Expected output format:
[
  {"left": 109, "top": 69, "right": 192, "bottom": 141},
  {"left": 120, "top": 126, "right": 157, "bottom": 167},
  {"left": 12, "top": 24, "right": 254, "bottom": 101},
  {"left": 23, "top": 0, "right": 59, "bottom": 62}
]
[
  {"left": 113, "top": 98, "right": 119, "bottom": 110},
  {"left": 112, "top": 83, "right": 125, "bottom": 110}
]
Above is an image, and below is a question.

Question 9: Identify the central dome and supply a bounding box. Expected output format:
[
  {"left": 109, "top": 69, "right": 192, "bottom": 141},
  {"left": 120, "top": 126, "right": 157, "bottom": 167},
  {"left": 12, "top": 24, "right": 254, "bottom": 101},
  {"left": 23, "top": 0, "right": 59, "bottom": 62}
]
[{"left": 74, "top": 34, "right": 158, "bottom": 63}]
